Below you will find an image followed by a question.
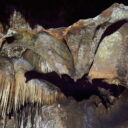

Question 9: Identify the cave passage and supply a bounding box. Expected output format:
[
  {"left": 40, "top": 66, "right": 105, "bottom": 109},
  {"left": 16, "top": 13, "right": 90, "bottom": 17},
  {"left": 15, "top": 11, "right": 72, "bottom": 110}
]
[{"left": 25, "top": 71, "right": 125, "bottom": 101}]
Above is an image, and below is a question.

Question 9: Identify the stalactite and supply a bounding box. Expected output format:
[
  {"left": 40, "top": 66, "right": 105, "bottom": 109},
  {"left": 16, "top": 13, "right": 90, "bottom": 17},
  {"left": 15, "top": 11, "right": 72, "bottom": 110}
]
[{"left": 0, "top": 57, "right": 65, "bottom": 127}]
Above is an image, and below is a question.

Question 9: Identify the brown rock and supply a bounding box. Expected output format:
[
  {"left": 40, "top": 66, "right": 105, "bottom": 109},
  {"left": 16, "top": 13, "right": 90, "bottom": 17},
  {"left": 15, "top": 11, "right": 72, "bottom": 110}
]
[
  {"left": 89, "top": 23, "right": 128, "bottom": 87},
  {"left": 64, "top": 3, "right": 128, "bottom": 79}
]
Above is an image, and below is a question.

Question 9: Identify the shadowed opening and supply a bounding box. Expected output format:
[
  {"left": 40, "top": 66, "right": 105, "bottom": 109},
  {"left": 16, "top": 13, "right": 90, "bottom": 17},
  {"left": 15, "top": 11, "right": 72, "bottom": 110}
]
[
  {"left": 99, "top": 20, "right": 128, "bottom": 42},
  {"left": 25, "top": 71, "right": 125, "bottom": 102}
]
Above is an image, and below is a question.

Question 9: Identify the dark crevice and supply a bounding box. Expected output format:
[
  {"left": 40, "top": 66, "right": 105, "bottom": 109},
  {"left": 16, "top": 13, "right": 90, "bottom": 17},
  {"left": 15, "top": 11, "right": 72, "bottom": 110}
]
[
  {"left": 99, "top": 20, "right": 128, "bottom": 42},
  {"left": 63, "top": 38, "right": 76, "bottom": 76},
  {"left": 6, "top": 36, "right": 15, "bottom": 44},
  {"left": 25, "top": 70, "right": 125, "bottom": 102}
]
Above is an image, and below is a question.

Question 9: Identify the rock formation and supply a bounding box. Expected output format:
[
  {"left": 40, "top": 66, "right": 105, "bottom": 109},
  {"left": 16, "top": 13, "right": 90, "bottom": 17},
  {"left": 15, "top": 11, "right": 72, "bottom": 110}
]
[{"left": 0, "top": 3, "right": 128, "bottom": 128}]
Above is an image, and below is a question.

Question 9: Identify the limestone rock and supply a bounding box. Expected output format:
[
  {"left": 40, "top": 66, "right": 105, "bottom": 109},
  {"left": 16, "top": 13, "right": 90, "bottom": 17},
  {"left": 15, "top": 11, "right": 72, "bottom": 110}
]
[
  {"left": 9, "top": 10, "right": 31, "bottom": 30},
  {"left": 89, "top": 23, "right": 128, "bottom": 87},
  {"left": 0, "top": 3, "right": 128, "bottom": 128},
  {"left": 64, "top": 3, "right": 128, "bottom": 79}
]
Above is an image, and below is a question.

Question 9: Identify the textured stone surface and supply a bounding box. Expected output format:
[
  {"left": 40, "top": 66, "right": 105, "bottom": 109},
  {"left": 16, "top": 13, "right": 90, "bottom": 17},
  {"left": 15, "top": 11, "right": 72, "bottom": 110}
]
[
  {"left": 0, "top": 2, "right": 128, "bottom": 128},
  {"left": 0, "top": 90, "right": 128, "bottom": 128},
  {"left": 64, "top": 3, "right": 128, "bottom": 79},
  {"left": 89, "top": 23, "right": 128, "bottom": 86},
  {"left": 2, "top": 3, "right": 128, "bottom": 81}
]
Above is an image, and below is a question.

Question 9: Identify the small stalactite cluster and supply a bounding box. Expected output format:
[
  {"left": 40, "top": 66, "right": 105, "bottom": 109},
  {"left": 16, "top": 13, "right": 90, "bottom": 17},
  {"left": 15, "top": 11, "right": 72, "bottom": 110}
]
[{"left": 0, "top": 57, "right": 65, "bottom": 128}]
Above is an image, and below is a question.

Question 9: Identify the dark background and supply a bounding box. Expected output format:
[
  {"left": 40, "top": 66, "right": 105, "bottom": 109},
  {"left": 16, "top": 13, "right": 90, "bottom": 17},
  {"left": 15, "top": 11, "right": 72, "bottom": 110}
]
[{"left": 0, "top": 0, "right": 128, "bottom": 28}]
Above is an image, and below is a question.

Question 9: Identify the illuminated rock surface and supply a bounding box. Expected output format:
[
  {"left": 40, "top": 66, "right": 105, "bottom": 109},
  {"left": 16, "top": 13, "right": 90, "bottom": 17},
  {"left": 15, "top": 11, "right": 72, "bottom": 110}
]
[{"left": 0, "top": 3, "right": 128, "bottom": 128}]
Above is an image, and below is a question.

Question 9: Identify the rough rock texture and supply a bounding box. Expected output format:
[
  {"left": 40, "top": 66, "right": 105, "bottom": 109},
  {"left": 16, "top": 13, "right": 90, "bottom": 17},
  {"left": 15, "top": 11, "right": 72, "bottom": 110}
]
[
  {"left": 89, "top": 22, "right": 128, "bottom": 85},
  {"left": 0, "top": 2, "right": 128, "bottom": 128}
]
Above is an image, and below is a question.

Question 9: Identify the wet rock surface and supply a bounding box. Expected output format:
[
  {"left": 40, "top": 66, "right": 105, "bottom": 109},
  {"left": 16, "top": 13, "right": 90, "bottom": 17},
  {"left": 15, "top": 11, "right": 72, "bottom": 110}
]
[{"left": 0, "top": 3, "right": 128, "bottom": 128}]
